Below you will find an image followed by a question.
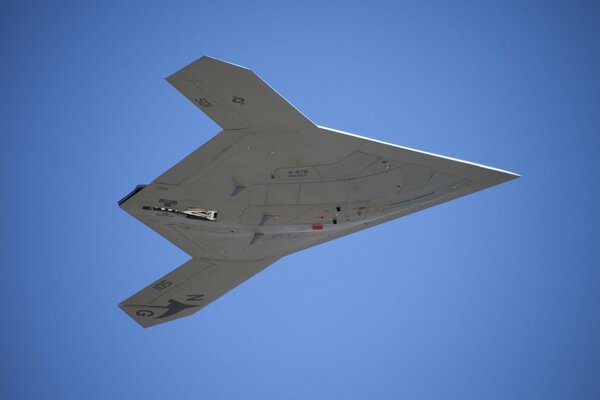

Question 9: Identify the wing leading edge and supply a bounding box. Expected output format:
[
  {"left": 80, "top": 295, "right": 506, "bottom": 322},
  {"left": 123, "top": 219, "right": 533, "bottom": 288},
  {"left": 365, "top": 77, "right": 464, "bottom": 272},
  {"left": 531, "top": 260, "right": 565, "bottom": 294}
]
[{"left": 119, "top": 56, "right": 518, "bottom": 327}]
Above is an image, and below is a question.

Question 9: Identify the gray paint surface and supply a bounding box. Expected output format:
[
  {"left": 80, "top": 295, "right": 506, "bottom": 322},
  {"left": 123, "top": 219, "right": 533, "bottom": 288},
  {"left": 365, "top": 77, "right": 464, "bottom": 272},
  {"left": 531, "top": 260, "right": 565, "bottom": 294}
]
[{"left": 119, "top": 56, "right": 518, "bottom": 327}]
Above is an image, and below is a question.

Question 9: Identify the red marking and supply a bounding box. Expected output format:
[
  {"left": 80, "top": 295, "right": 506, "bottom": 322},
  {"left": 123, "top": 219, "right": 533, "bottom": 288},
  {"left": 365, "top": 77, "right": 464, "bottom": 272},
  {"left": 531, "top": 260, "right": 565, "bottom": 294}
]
[{"left": 312, "top": 224, "right": 323, "bottom": 230}]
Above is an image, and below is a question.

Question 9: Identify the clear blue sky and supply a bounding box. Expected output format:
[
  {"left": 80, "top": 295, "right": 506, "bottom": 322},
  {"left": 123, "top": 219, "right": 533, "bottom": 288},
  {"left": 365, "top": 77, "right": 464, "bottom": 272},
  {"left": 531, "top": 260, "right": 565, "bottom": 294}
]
[{"left": 2, "top": 1, "right": 599, "bottom": 399}]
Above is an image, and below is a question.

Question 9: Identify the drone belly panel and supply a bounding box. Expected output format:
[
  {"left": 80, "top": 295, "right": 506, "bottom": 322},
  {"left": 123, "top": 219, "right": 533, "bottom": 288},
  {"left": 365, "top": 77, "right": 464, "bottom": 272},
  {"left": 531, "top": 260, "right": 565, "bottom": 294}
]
[{"left": 298, "top": 181, "right": 349, "bottom": 205}]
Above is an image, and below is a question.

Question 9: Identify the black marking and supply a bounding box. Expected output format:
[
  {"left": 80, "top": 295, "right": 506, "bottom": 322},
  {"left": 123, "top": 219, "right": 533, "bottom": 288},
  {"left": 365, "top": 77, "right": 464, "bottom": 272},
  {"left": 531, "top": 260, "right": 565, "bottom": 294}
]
[
  {"left": 125, "top": 299, "right": 201, "bottom": 319},
  {"left": 152, "top": 280, "right": 172, "bottom": 291},
  {"left": 288, "top": 169, "right": 309, "bottom": 178},
  {"left": 159, "top": 198, "right": 178, "bottom": 207},
  {"left": 194, "top": 97, "right": 212, "bottom": 107},
  {"left": 186, "top": 294, "right": 205, "bottom": 302},
  {"left": 232, "top": 96, "right": 245, "bottom": 104},
  {"left": 136, "top": 309, "right": 154, "bottom": 317}
]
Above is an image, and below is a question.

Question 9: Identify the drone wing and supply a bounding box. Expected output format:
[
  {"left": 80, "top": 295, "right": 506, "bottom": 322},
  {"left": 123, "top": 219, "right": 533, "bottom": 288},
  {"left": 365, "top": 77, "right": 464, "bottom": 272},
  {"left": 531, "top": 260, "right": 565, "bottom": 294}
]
[
  {"left": 119, "top": 258, "right": 276, "bottom": 328},
  {"left": 166, "top": 56, "right": 314, "bottom": 130}
]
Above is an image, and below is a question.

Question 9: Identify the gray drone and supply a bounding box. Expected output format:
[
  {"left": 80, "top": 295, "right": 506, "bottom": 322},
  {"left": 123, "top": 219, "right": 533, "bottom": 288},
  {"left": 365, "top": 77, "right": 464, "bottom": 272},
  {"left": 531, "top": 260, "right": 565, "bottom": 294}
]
[{"left": 118, "top": 56, "right": 517, "bottom": 327}]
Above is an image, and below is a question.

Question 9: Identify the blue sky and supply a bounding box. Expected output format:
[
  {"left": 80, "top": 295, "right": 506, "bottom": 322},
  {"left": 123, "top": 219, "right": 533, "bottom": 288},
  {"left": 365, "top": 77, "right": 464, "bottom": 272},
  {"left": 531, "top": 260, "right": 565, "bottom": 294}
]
[{"left": 2, "top": 1, "right": 599, "bottom": 399}]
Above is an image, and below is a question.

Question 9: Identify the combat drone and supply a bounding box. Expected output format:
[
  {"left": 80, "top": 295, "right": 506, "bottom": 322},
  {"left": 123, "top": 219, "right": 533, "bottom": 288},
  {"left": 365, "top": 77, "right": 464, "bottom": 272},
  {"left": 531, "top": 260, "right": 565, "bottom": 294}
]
[{"left": 118, "top": 56, "right": 518, "bottom": 327}]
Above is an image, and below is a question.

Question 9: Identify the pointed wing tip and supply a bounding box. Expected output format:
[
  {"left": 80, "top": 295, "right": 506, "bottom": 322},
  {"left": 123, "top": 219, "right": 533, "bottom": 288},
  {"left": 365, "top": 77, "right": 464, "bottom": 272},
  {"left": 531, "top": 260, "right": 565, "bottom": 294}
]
[
  {"left": 497, "top": 169, "right": 521, "bottom": 182},
  {"left": 477, "top": 167, "right": 520, "bottom": 191}
]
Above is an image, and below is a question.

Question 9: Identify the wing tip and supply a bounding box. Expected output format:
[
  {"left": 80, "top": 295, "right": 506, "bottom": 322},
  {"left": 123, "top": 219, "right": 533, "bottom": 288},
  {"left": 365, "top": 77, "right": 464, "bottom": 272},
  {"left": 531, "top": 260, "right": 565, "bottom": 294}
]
[
  {"left": 165, "top": 55, "right": 251, "bottom": 82},
  {"left": 200, "top": 55, "right": 251, "bottom": 70},
  {"left": 118, "top": 302, "right": 155, "bottom": 329},
  {"left": 494, "top": 169, "right": 520, "bottom": 183}
]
